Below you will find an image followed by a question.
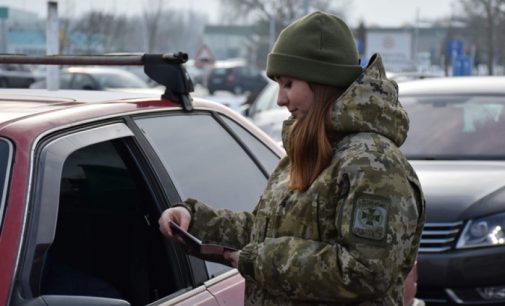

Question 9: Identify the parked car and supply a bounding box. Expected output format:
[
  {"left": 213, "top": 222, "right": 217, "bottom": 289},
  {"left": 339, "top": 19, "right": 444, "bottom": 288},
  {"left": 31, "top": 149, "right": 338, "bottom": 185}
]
[
  {"left": 0, "top": 64, "right": 36, "bottom": 88},
  {"left": 400, "top": 76, "right": 505, "bottom": 305},
  {"left": 30, "top": 66, "right": 154, "bottom": 91},
  {"left": 0, "top": 54, "right": 421, "bottom": 306},
  {"left": 206, "top": 62, "right": 268, "bottom": 95}
]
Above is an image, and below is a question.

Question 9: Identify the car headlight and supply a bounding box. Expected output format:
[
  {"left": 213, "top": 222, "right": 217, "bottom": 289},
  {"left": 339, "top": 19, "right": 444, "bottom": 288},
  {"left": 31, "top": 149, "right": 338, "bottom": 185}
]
[{"left": 456, "top": 212, "right": 505, "bottom": 249}]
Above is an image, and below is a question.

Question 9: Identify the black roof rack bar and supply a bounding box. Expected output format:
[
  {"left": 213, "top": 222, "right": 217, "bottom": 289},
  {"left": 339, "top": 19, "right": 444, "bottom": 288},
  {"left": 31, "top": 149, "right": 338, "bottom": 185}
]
[{"left": 0, "top": 52, "right": 194, "bottom": 111}]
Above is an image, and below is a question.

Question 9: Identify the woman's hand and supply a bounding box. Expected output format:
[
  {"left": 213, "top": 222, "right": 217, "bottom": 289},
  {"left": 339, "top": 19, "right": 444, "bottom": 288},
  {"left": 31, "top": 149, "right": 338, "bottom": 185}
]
[
  {"left": 158, "top": 206, "right": 191, "bottom": 241},
  {"left": 223, "top": 250, "right": 240, "bottom": 268}
]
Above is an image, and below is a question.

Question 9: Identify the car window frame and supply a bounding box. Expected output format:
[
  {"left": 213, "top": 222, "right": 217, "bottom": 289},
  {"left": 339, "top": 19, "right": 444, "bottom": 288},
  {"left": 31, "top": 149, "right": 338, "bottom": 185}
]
[{"left": 0, "top": 137, "right": 13, "bottom": 232}]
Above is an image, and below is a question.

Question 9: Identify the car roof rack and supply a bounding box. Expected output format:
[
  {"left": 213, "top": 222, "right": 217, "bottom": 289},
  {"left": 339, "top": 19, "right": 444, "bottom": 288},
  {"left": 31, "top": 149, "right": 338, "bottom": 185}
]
[{"left": 0, "top": 52, "right": 194, "bottom": 111}]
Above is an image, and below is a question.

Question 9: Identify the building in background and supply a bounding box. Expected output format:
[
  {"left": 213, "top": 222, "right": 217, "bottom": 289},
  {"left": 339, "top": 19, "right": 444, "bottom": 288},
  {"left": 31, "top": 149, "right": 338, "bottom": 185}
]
[
  {"left": 362, "top": 25, "right": 472, "bottom": 75},
  {"left": 202, "top": 25, "right": 259, "bottom": 65},
  {"left": 0, "top": 7, "right": 45, "bottom": 55}
]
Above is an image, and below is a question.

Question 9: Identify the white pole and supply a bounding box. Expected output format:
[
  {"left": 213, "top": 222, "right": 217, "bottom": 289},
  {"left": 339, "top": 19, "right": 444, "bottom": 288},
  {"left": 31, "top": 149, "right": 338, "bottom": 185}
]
[{"left": 46, "top": 1, "right": 59, "bottom": 90}]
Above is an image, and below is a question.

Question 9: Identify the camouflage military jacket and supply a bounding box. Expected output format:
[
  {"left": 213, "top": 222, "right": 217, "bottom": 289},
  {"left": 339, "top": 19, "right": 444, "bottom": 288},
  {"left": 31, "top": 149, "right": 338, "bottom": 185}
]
[{"left": 183, "top": 54, "right": 425, "bottom": 306}]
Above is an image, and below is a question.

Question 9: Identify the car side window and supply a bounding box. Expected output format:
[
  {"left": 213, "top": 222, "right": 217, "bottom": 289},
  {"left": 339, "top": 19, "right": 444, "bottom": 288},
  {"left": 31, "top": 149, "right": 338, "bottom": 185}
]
[
  {"left": 134, "top": 112, "right": 277, "bottom": 276},
  {"left": 219, "top": 115, "right": 279, "bottom": 173},
  {"left": 71, "top": 73, "right": 96, "bottom": 90},
  {"left": 34, "top": 130, "right": 184, "bottom": 305},
  {"left": 0, "top": 138, "right": 13, "bottom": 231},
  {"left": 135, "top": 112, "right": 271, "bottom": 211},
  {"left": 60, "top": 73, "right": 72, "bottom": 88}
]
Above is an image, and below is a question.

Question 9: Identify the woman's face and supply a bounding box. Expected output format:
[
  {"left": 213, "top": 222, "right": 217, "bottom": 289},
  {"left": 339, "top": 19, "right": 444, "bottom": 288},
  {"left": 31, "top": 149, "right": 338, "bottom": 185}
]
[{"left": 276, "top": 76, "right": 314, "bottom": 119}]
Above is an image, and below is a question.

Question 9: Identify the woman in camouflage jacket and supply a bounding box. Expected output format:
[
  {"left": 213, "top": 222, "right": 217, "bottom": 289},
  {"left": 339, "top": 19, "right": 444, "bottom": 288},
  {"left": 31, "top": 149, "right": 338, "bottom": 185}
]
[{"left": 159, "top": 11, "right": 425, "bottom": 306}]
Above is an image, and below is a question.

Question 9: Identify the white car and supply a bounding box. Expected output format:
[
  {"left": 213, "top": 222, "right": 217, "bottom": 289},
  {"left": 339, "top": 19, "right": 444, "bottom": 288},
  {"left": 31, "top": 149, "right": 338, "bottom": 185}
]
[{"left": 244, "top": 80, "right": 288, "bottom": 142}]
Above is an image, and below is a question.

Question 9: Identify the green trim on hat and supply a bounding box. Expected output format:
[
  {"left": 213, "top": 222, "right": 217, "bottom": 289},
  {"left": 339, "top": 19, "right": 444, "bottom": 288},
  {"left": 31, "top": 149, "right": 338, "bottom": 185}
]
[{"left": 267, "top": 53, "right": 363, "bottom": 87}]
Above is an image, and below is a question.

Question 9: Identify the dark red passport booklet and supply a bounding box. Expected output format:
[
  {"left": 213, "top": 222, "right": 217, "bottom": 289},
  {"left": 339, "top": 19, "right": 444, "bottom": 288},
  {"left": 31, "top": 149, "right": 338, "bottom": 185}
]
[{"left": 169, "top": 221, "right": 238, "bottom": 255}]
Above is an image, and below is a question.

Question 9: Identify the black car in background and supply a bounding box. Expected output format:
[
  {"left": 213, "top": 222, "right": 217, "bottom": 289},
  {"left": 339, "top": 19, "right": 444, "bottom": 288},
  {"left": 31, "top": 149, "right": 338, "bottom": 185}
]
[
  {"left": 206, "top": 63, "right": 268, "bottom": 95},
  {"left": 400, "top": 76, "right": 505, "bottom": 305}
]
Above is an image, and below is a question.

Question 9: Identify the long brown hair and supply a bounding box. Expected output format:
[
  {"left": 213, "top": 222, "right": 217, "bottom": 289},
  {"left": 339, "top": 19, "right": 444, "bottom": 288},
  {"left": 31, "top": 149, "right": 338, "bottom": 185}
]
[{"left": 288, "top": 83, "right": 345, "bottom": 191}]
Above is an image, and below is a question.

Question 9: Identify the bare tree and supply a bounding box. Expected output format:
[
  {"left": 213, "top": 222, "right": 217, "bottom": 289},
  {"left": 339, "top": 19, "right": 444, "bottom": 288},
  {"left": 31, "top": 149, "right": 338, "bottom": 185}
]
[
  {"left": 72, "top": 11, "right": 130, "bottom": 53},
  {"left": 155, "top": 10, "right": 207, "bottom": 55},
  {"left": 142, "top": 0, "right": 166, "bottom": 52},
  {"left": 220, "top": 0, "right": 350, "bottom": 31},
  {"left": 458, "top": 0, "right": 505, "bottom": 74},
  {"left": 219, "top": 0, "right": 350, "bottom": 67}
]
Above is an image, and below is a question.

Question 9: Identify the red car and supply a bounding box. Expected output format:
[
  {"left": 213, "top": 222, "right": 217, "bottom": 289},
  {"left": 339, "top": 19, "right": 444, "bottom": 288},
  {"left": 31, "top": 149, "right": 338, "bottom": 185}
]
[{"left": 0, "top": 54, "right": 421, "bottom": 306}]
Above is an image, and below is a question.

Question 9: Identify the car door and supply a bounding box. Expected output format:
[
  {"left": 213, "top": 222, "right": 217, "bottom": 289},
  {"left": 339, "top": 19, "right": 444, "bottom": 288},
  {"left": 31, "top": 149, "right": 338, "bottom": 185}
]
[
  {"left": 11, "top": 122, "right": 219, "bottom": 306},
  {"left": 11, "top": 108, "right": 281, "bottom": 306}
]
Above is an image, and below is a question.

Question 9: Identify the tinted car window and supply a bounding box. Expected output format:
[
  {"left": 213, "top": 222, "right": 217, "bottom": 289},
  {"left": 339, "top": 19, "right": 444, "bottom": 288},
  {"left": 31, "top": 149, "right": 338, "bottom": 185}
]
[
  {"left": 220, "top": 115, "right": 280, "bottom": 173},
  {"left": 0, "top": 139, "right": 12, "bottom": 229},
  {"left": 135, "top": 113, "right": 269, "bottom": 210},
  {"left": 401, "top": 95, "right": 505, "bottom": 158},
  {"left": 135, "top": 113, "right": 274, "bottom": 277}
]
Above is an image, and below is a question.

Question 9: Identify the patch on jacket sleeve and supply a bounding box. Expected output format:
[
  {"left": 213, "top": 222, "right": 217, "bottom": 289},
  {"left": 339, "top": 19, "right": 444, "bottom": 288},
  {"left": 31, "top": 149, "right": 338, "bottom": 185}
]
[{"left": 351, "top": 195, "right": 388, "bottom": 241}]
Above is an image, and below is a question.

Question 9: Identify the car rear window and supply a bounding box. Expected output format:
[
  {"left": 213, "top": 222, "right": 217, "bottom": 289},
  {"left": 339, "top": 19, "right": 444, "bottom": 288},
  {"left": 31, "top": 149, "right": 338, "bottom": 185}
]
[
  {"left": 211, "top": 68, "right": 227, "bottom": 76},
  {"left": 401, "top": 95, "right": 505, "bottom": 159},
  {"left": 0, "top": 138, "right": 13, "bottom": 230}
]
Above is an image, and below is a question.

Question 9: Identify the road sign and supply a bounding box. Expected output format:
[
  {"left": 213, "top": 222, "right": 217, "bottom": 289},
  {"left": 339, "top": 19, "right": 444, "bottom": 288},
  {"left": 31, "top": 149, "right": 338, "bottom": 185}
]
[
  {"left": 194, "top": 44, "right": 215, "bottom": 68},
  {"left": 452, "top": 55, "right": 473, "bottom": 76},
  {"left": 446, "top": 39, "right": 464, "bottom": 60},
  {"left": 0, "top": 7, "right": 8, "bottom": 19}
]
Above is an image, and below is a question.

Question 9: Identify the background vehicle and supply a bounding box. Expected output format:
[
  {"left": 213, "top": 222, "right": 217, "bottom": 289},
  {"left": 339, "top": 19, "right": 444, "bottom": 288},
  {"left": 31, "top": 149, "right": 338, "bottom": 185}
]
[
  {"left": 400, "top": 76, "right": 505, "bottom": 305},
  {"left": 0, "top": 64, "right": 37, "bottom": 88},
  {"left": 30, "top": 66, "right": 153, "bottom": 91},
  {"left": 206, "top": 62, "right": 268, "bottom": 95}
]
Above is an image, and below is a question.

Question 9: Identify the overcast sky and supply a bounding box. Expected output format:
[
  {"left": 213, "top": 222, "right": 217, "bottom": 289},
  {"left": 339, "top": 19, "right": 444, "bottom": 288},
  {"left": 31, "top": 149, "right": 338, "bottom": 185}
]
[{"left": 2, "top": 0, "right": 458, "bottom": 27}]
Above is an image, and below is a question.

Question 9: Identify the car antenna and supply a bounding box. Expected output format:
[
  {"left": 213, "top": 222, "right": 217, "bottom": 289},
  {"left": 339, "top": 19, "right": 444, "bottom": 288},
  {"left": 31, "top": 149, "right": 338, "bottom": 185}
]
[{"left": 0, "top": 52, "right": 194, "bottom": 111}]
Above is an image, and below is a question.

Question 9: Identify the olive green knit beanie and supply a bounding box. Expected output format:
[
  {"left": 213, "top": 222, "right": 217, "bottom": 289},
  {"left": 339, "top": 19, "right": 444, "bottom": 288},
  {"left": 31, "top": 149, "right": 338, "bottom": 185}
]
[{"left": 267, "top": 11, "right": 362, "bottom": 88}]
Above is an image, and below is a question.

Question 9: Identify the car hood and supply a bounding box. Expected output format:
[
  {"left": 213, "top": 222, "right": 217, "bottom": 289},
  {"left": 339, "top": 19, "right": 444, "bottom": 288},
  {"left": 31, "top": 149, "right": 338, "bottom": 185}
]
[{"left": 410, "top": 160, "right": 505, "bottom": 222}]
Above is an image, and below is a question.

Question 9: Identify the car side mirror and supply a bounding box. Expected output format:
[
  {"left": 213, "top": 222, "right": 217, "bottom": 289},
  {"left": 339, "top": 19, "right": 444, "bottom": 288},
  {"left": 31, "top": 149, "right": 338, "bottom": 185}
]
[{"left": 15, "top": 295, "right": 130, "bottom": 306}]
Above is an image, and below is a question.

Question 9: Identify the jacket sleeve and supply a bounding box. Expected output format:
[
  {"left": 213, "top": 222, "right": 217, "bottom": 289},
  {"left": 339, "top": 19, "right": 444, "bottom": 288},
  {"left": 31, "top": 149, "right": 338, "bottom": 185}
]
[
  {"left": 182, "top": 198, "right": 255, "bottom": 250},
  {"left": 238, "top": 155, "right": 422, "bottom": 303}
]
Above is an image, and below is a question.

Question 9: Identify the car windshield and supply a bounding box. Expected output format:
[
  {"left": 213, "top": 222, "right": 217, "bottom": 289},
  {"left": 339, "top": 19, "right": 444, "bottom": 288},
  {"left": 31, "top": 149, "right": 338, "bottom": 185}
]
[
  {"left": 401, "top": 95, "right": 505, "bottom": 159},
  {"left": 93, "top": 72, "right": 148, "bottom": 88}
]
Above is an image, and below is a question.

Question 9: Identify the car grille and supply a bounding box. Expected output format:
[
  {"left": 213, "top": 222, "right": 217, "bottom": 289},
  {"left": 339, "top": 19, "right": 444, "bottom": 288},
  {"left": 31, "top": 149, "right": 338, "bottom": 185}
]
[{"left": 419, "top": 221, "right": 464, "bottom": 252}]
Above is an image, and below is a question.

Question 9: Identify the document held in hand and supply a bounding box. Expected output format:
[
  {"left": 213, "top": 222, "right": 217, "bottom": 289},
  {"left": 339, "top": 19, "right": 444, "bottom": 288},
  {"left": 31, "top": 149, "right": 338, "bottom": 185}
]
[{"left": 169, "top": 220, "right": 238, "bottom": 255}]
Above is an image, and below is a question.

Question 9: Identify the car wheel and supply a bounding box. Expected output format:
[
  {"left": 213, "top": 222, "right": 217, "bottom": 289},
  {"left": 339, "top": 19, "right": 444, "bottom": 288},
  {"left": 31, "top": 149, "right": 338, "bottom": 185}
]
[
  {"left": 0, "top": 78, "right": 8, "bottom": 88},
  {"left": 233, "top": 86, "right": 243, "bottom": 95}
]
